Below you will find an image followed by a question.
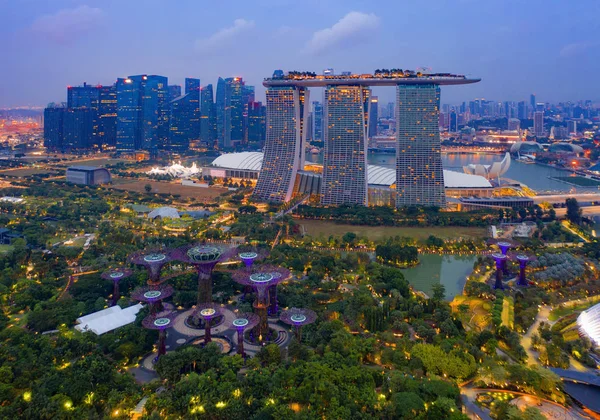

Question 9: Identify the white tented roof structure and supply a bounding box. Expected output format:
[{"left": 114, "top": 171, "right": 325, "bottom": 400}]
[
  {"left": 212, "top": 152, "right": 264, "bottom": 171},
  {"left": 148, "top": 207, "right": 180, "bottom": 219},
  {"left": 577, "top": 303, "right": 600, "bottom": 346},
  {"left": 211, "top": 152, "right": 492, "bottom": 189},
  {"left": 75, "top": 303, "right": 143, "bottom": 335}
]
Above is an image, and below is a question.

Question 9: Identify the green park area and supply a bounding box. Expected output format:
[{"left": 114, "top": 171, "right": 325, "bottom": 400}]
[{"left": 300, "top": 219, "right": 487, "bottom": 241}]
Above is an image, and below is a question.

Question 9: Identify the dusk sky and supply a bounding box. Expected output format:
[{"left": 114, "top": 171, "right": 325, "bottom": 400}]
[{"left": 1, "top": 0, "right": 599, "bottom": 108}]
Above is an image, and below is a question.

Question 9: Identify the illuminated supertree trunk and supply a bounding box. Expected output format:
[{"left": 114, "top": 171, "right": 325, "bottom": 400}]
[
  {"left": 268, "top": 285, "right": 278, "bottom": 316},
  {"left": 142, "top": 312, "right": 177, "bottom": 363},
  {"left": 101, "top": 268, "right": 132, "bottom": 307},
  {"left": 497, "top": 241, "right": 512, "bottom": 275},
  {"left": 280, "top": 308, "right": 317, "bottom": 343},
  {"left": 492, "top": 253, "right": 507, "bottom": 290},
  {"left": 173, "top": 244, "right": 237, "bottom": 305},
  {"left": 194, "top": 303, "right": 223, "bottom": 345},
  {"left": 515, "top": 254, "right": 535, "bottom": 287},
  {"left": 230, "top": 313, "right": 259, "bottom": 357},
  {"left": 233, "top": 266, "right": 290, "bottom": 342}
]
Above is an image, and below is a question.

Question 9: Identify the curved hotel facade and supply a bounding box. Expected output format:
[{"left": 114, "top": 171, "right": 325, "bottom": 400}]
[{"left": 253, "top": 71, "right": 480, "bottom": 207}]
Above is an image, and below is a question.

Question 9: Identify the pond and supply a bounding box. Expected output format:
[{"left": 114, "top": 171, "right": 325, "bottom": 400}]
[{"left": 401, "top": 254, "right": 476, "bottom": 300}]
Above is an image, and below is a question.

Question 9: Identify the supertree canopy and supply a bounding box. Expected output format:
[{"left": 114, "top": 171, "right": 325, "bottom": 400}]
[
  {"left": 131, "top": 284, "right": 174, "bottom": 314},
  {"left": 230, "top": 312, "right": 259, "bottom": 357},
  {"left": 192, "top": 303, "right": 224, "bottom": 345},
  {"left": 128, "top": 248, "right": 174, "bottom": 285},
  {"left": 101, "top": 267, "right": 132, "bottom": 306},
  {"left": 142, "top": 312, "right": 178, "bottom": 361},
  {"left": 233, "top": 265, "right": 290, "bottom": 340},
  {"left": 238, "top": 248, "right": 268, "bottom": 268},
  {"left": 280, "top": 308, "right": 317, "bottom": 342},
  {"left": 173, "top": 243, "right": 237, "bottom": 305},
  {"left": 488, "top": 239, "right": 515, "bottom": 275}
]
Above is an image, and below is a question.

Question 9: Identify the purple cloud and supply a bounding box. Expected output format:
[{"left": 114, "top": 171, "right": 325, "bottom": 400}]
[{"left": 31, "top": 5, "right": 104, "bottom": 44}]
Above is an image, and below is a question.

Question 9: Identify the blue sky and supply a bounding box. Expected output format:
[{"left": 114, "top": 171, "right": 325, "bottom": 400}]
[{"left": 1, "top": 0, "right": 599, "bottom": 107}]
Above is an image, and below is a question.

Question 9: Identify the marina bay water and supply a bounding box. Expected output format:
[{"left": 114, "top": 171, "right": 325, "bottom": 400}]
[{"left": 306, "top": 151, "right": 586, "bottom": 193}]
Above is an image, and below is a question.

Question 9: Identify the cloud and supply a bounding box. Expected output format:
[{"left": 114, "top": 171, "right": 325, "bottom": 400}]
[
  {"left": 195, "top": 19, "right": 255, "bottom": 54},
  {"left": 31, "top": 5, "right": 104, "bottom": 44},
  {"left": 304, "top": 11, "right": 380, "bottom": 55},
  {"left": 559, "top": 42, "right": 599, "bottom": 58}
]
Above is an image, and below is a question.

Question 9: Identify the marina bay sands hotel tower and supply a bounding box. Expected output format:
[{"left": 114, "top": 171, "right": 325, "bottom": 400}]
[{"left": 253, "top": 70, "right": 480, "bottom": 207}]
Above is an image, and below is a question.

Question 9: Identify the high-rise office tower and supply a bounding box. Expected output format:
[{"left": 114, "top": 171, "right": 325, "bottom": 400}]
[
  {"left": 247, "top": 101, "right": 266, "bottom": 147},
  {"left": 168, "top": 85, "right": 181, "bottom": 102},
  {"left": 67, "top": 83, "right": 99, "bottom": 109},
  {"left": 395, "top": 84, "right": 445, "bottom": 208},
  {"left": 253, "top": 86, "right": 308, "bottom": 202},
  {"left": 449, "top": 110, "right": 458, "bottom": 133},
  {"left": 140, "top": 75, "right": 169, "bottom": 153},
  {"left": 66, "top": 83, "right": 99, "bottom": 149},
  {"left": 168, "top": 92, "right": 194, "bottom": 152},
  {"left": 368, "top": 96, "right": 378, "bottom": 139},
  {"left": 243, "top": 85, "right": 255, "bottom": 104},
  {"left": 43, "top": 103, "right": 66, "bottom": 150},
  {"left": 116, "top": 77, "right": 143, "bottom": 152},
  {"left": 567, "top": 120, "right": 577, "bottom": 134},
  {"left": 517, "top": 101, "right": 527, "bottom": 120},
  {"left": 312, "top": 101, "right": 323, "bottom": 142},
  {"left": 386, "top": 102, "right": 395, "bottom": 120},
  {"left": 215, "top": 77, "right": 226, "bottom": 148},
  {"left": 185, "top": 78, "right": 200, "bottom": 142},
  {"left": 534, "top": 111, "right": 544, "bottom": 137},
  {"left": 200, "top": 84, "right": 217, "bottom": 147},
  {"left": 224, "top": 77, "right": 244, "bottom": 148},
  {"left": 530, "top": 94, "right": 536, "bottom": 112},
  {"left": 63, "top": 108, "right": 94, "bottom": 149},
  {"left": 97, "top": 85, "right": 117, "bottom": 148},
  {"left": 321, "top": 86, "right": 370, "bottom": 206}
]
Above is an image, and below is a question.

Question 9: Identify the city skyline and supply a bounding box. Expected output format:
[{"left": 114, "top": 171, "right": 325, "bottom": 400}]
[{"left": 2, "top": 0, "right": 600, "bottom": 107}]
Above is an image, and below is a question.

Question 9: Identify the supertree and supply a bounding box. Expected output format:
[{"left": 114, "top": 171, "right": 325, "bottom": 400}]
[
  {"left": 512, "top": 254, "right": 537, "bottom": 287},
  {"left": 233, "top": 265, "right": 290, "bottom": 340},
  {"left": 101, "top": 268, "right": 132, "bottom": 306},
  {"left": 238, "top": 249, "right": 268, "bottom": 268},
  {"left": 128, "top": 248, "right": 174, "bottom": 285},
  {"left": 142, "top": 311, "right": 178, "bottom": 362},
  {"left": 230, "top": 313, "right": 259, "bottom": 357},
  {"left": 488, "top": 239, "right": 515, "bottom": 275},
  {"left": 173, "top": 243, "right": 237, "bottom": 305},
  {"left": 131, "top": 284, "right": 174, "bottom": 314},
  {"left": 280, "top": 308, "right": 317, "bottom": 342},
  {"left": 192, "top": 303, "right": 224, "bottom": 345},
  {"left": 238, "top": 249, "right": 268, "bottom": 299},
  {"left": 491, "top": 253, "right": 507, "bottom": 289}
]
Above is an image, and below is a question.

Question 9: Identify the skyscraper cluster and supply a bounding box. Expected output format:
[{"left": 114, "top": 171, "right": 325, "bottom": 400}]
[{"left": 44, "top": 75, "right": 265, "bottom": 154}]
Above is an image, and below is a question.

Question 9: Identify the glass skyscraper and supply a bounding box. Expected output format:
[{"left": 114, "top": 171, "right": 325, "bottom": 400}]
[
  {"left": 116, "top": 77, "right": 143, "bottom": 152},
  {"left": 368, "top": 96, "right": 378, "bottom": 139},
  {"left": 312, "top": 101, "right": 323, "bottom": 142},
  {"left": 97, "top": 85, "right": 117, "bottom": 148},
  {"left": 253, "top": 86, "right": 308, "bottom": 202},
  {"left": 224, "top": 77, "right": 244, "bottom": 148},
  {"left": 185, "top": 78, "right": 200, "bottom": 141},
  {"left": 200, "top": 84, "right": 217, "bottom": 148},
  {"left": 63, "top": 108, "right": 94, "bottom": 149},
  {"left": 215, "top": 77, "right": 226, "bottom": 148},
  {"left": 395, "top": 84, "right": 445, "bottom": 207},
  {"left": 247, "top": 101, "right": 266, "bottom": 148},
  {"left": 321, "top": 86, "right": 370, "bottom": 206},
  {"left": 168, "top": 93, "right": 194, "bottom": 152},
  {"left": 43, "top": 103, "right": 66, "bottom": 150}
]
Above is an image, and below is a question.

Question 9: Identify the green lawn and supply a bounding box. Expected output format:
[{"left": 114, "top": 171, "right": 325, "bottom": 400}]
[
  {"left": 299, "top": 220, "right": 486, "bottom": 241},
  {"left": 552, "top": 176, "right": 600, "bottom": 187},
  {"left": 549, "top": 296, "right": 600, "bottom": 321},
  {"left": 0, "top": 244, "right": 14, "bottom": 253},
  {"left": 501, "top": 296, "right": 514, "bottom": 329}
]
